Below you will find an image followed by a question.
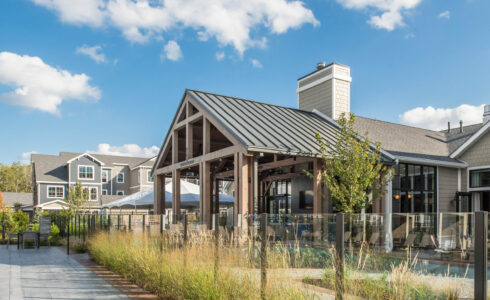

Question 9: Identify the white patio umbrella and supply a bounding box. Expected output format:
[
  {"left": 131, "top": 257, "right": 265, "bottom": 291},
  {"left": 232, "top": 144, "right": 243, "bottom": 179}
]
[{"left": 103, "top": 180, "right": 234, "bottom": 209}]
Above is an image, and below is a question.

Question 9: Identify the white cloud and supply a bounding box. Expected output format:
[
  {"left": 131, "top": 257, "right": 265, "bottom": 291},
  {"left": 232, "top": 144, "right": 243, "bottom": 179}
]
[
  {"left": 0, "top": 51, "right": 101, "bottom": 115},
  {"left": 215, "top": 52, "right": 225, "bottom": 61},
  {"left": 336, "top": 0, "right": 422, "bottom": 31},
  {"left": 250, "top": 58, "right": 263, "bottom": 68},
  {"left": 399, "top": 104, "right": 485, "bottom": 130},
  {"left": 76, "top": 44, "right": 107, "bottom": 63},
  {"left": 88, "top": 143, "right": 159, "bottom": 158},
  {"left": 20, "top": 151, "right": 37, "bottom": 165},
  {"left": 438, "top": 10, "right": 450, "bottom": 19},
  {"left": 31, "top": 0, "right": 318, "bottom": 54},
  {"left": 161, "top": 40, "right": 183, "bottom": 61}
]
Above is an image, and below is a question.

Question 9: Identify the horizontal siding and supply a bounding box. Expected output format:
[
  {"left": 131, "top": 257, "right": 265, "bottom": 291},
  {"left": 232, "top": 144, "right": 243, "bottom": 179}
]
[
  {"left": 298, "top": 67, "right": 332, "bottom": 88},
  {"left": 298, "top": 79, "right": 332, "bottom": 116},
  {"left": 438, "top": 167, "right": 458, "bottom": 212},
  {"left": 460, "top": 131, "right": 490, "bottom": 167}
]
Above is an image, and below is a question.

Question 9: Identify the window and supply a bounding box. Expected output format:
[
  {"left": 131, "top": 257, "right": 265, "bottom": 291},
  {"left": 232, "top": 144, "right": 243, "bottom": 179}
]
[
  {"left": 83, "top": 187, "right": 98, "bottom": 201},
  {"left": 78, "top": 165, "right": 94, "bottom": 179},
  {"left": 117, "top": 190, "right": 124, "bottom": 196},
  {"left": 138, "top": 172, "right": 141, "bottom": 184},
  {"left": 117, "top": 172, "right": 124, "bottom": 183},
  {"left": 47, "top": 186, "right": 64, "bottom": 198},
  {"left": 102, "top": 189, "right": 108, "bottom": 196},
  {"left": 102, "top": 170, "right": 108, "bottom": 183},
  {"left": 299, "top": 190, "right": 313, "bottom": 210},
  {"left": 392, "top": 163, "right": 436, "bottom": 213},
  {"left": 470, "top": 168, "right": 490, "bottom": 188},
  {"left": 147, "top": 170, "right": 153, "bottom": 183}
]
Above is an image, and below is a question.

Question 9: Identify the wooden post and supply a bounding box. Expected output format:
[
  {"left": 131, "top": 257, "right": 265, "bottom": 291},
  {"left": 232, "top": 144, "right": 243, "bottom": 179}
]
[
  {"left": 172, "top": 131, "right": 178, "bottom": 164},
  {"left": 172, "top": 170, "right": 181, "bottom": 221},
  {"left": 260, "top": 213, "right": 268, "bottom": 300},
  {"left": 214, "top": 178, "right": 220, "bottom": 214},
  {"left": 203, "top": 118, "right": 210, "bottom": 155},
  {"left": 233, "top": 153, "right": 240, "bottom": 227},
  {"left": 239, "top": 154, "right": 250, "bottom": 235},
  {"left": 202, "top": 162, "right": 212, "bottom": 228},
  {"left": 154, "top": 175, "right": 166, "bottom": 214}
]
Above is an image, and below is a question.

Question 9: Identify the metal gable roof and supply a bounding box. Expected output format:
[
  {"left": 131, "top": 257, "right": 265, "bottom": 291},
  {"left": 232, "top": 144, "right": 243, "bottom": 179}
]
[{"left": 188, "top": 89, "right": 340, "bottom": 156}]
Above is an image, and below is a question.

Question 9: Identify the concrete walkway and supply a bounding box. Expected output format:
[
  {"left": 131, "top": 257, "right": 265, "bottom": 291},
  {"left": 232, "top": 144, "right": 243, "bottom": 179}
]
[{"left": 0, "top": 245, "right": 129, "bottom": 300}]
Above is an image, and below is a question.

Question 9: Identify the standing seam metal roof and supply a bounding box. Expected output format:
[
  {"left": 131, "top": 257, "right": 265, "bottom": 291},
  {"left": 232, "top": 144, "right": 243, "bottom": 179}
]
[{"left": 188, "top": 90, "right": 340, "bottom": 156}]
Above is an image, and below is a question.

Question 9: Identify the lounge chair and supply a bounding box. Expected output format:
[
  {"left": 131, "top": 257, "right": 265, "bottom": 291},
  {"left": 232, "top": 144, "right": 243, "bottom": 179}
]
[
  {"left": 430, "top": 235, "right": 461, "bottom": 259},
  {"left": 368, "top": 232, "right": 380, "bottom": 246},
  {"left": 343, "top": 231, "right": 351, "bottom": 242},
  {"left": 418, "top": 233, "right": 432, "bottom": 248},
  {"left": 7, "top": 232, "right": 18, "bottom": 249},
  {"left": 39, "top": 217, "right": 51, "bottom": 246},
  {"left": 403, "top": 233, "right": 417, "bottom": 248},
  {"left": 22, "top": 231, "right": 38, "bottom": 249}
]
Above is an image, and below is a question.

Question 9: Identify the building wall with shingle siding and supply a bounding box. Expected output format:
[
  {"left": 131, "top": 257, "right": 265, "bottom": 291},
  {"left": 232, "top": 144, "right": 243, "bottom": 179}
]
[
  {"left": 112, "top": 165, "right": 130, "bottom": 195},
  {"left": 69, "top": 155, "right": 102, "bottom": 183},
  {"left": 334, "top": 79, "right": 350, "bottom": 120},
  {"left": 298, "top": 79, "right": 333, "bottom": 117},
  {"left": 459, "top": 131, "right": 490, "bottom": 192},
  {"left": 102, "top": 168, "right": 112, "bottom": 194},
  {"left": 39, "top": 183, "right": 68, "bottom": 205},
  {"left": 438, "top": 167, "right": 458, "bottom": 212}
]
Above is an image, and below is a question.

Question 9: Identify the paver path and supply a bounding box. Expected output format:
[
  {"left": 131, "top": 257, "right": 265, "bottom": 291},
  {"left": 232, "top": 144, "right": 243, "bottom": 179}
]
[{"left": 0, "top": 245, "right": 129, "bottom": 300}]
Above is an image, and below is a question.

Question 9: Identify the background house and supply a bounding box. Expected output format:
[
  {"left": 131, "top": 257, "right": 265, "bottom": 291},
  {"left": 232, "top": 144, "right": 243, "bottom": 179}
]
[{"left": 32, "top": 152, "right": 155, "bottom": 211}]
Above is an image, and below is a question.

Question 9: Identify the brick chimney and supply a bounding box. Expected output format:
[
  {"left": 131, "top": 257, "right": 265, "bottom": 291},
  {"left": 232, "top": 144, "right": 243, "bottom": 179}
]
[{"left": 297, "top": 62, "right": 352, "bottom": 120}]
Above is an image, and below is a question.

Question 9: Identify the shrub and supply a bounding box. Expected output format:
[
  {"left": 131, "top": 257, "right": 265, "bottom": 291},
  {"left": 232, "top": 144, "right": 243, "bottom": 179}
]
[{"left": 12, "top": 210, "right": 29, "bottom": 232}]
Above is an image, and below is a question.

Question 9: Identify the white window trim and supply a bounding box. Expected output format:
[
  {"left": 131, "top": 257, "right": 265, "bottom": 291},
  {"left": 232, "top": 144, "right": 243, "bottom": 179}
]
[
  {"left": 83, "top": 186, "right": 99, "bottom": 201},
  {"left": 467, "top": 165, "right": 490, "bottom": 192},
  {"left": 116, "top": 190, "right": 125, "bottom": 196},
  {"left": 102, "top": 189, "right": 108, "bottom": 195},
  {"left": 102, "top": 170, "right": 109, "bottom": 183},
  {"left": 47, "top": 185, "right": 65, "bottom": 199},
  {"left": 78, "top": 165, "right": 95, "bottom": 180},
  {"left": 117, "top": 172, "right": 125, "bottom": 183}
]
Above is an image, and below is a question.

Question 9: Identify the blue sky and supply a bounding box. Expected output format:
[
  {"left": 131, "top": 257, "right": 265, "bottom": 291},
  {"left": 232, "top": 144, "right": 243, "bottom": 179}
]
[{"left": 1, "top": 0, "right": 489, "bottom": 164}]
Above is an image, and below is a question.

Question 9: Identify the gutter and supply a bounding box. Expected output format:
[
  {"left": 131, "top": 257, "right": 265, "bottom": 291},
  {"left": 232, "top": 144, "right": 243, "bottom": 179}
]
[{"left": 394, "top": 155, "right": 468, "bottom": 168}]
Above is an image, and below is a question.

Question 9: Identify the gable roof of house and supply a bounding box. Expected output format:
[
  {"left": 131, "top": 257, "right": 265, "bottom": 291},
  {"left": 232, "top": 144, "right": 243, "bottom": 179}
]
[
  {"left": 32, "top": 152, "right": 156, "bottom": 183},
  {"left": 2, "top": 192, "right": 33, "bottom": 207},
  {"left": 187, "top": 89, "right": 341, "bottom": 156}
]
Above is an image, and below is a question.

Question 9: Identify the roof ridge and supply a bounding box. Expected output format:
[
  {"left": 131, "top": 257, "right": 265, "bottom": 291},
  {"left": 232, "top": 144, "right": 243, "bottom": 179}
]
[{"left": 187, "top": 89, "right": 314, "bottom": 114}]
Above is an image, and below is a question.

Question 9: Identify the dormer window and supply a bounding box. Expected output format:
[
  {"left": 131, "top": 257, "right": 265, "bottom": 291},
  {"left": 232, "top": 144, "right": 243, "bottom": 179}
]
[{"left": 78, "top": 165, "right": 94, "bottom": 179}]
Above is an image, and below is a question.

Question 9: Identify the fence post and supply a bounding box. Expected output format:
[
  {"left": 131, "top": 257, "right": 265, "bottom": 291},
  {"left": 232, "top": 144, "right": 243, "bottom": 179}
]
[
  {"left": 99, "top": 215, "right": 102, "bottom": 231},
  {"left": 475, "top": 211, "right": 487, "bottom": 300},
  {"left": 336, "top": 212, "right": 345, "bottom": 300},
  {"left": 214, "top": 214, "right": 219, "bottom": 282},
  {"left": 66, "top": 216, "right": 70, "bottom": 255},
  {"left": 128, "top": 214, "right": 132, "bottom": 231},
  {"left": 83, "top": 215, "right": 86, "bottom": 242},
  {"left": 143, "top": 214, "right": 146, "bottom": 233},
  {"left": 260, "top": 213, "right": 268, "bottom": 300},
  {"left": 183, "top": 214, "right": 188, "bottom": 243}
]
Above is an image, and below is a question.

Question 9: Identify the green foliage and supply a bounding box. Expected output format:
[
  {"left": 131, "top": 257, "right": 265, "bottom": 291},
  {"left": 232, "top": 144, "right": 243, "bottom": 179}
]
[
  {"left": 0, "top": 208, "right": 15, "bottom": 233},
  {"left": 63, "top": 182, "right": 89, "bottom": 216},
  {"left": 51, "top": 223, "right": 60, "bottom": 236},
  {"left": 313, "top": 113, "right": 388, "bottom": 213},
  {"left": 12, "top": 209, "right": 29, "bottom": 232},
  {"left": 0, "top": 162, "right": 32, "bottom": 193}
]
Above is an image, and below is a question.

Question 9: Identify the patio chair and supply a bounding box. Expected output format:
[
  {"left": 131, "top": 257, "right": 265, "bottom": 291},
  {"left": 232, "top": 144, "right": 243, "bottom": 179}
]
[
  {"left": 368, "top": 232, "right": 380, "bottom": 246},
  {"left": 7, "top": 232, "right": 18, "bottom": 249},
  {"left": 343, "top": 231, "right": 351, "bottom": 243},
  {"left": 39, "top": 217, "right": 51, "bottom": 247},
  {"left": 402, "top": 233, "right": 417, "bottom": 249},
  {"left": 22, "top": 231, "right": 38, "bottom": 249},
  {"left": 418, "top": 233, "right": 432, "bottom": 248},
  {"left": 430, "top": 235, "right": 462, "bottom": 259}
]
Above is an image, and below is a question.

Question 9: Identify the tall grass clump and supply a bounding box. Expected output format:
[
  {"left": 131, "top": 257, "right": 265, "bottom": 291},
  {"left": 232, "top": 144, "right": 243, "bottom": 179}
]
[{"left": 88, "top": 231, "right": 313, "bottom": 300}]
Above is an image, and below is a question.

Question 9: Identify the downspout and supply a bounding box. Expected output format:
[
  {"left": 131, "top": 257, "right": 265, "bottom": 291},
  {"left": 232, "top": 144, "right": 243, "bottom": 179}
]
[{"left": 253, "top": 153, "right": 264, "bottom": 215}]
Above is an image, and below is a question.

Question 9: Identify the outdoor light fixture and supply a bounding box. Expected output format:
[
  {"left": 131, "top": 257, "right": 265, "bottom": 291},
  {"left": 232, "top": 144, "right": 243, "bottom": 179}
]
[
  {"left": 408, "top": 194, "right": 412, "bottom": 199},
  {"left": 394, "top": 194, "right": 400, "bottom": 200}
]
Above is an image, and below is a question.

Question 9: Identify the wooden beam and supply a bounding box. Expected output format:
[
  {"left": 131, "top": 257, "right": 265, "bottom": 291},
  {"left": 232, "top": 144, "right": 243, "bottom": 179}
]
[
  {"left": 172, "top": 131, "right": 178, "bottom": 164},
  {"left": 214, "top": 178, "right": 220, "bottom": 214},
  {"left": 203, "top": 118, "right": 210, "bottom": 155},
  {"left": 262, "top": 172, "right": 303, "bottom": 182},
  {"left": 186, "top": 122, "right": 193, "bottom": 160},
  {"left": 258, "top": 157, "right": 313, "bottom": 172},
  {"left": 239, "top": 154, "right": 250, "bottom": 216},
  {"left": 154, "top": 145, "right": 244, "bottom": 175},
  {"left": 174, "top": 112, "right": 203, "bottom": 130}
]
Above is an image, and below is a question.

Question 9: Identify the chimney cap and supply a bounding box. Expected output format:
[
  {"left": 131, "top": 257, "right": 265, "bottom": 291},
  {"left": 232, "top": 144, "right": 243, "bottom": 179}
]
[
  {"left": 484, "top": 104, "right": 490, "bottom": 124},
  {"left": 316, "top": 62, "right": 326, "bottom": 70}
]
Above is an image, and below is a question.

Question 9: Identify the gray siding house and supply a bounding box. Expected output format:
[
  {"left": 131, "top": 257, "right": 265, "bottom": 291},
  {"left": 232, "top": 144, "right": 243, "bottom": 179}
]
[{"left": 31, "top": 152, "right": 155, "bottom": 211}]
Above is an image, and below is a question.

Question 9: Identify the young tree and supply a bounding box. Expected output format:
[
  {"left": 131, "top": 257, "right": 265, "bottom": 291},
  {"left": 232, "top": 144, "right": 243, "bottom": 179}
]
[
  {"left": 63, "top": 182, "right": 89, "bottom": 216},
  {"left": 314, "top": 113, "right": 388, "bottom": 214},
  {"left": 0, "top": 162, "right": 32, "bottom": 193}
]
